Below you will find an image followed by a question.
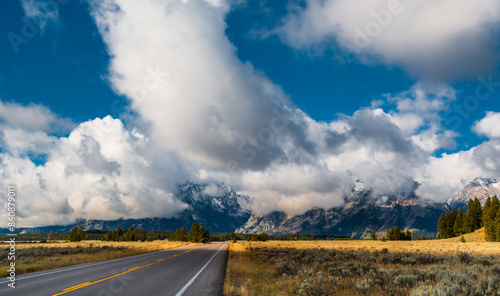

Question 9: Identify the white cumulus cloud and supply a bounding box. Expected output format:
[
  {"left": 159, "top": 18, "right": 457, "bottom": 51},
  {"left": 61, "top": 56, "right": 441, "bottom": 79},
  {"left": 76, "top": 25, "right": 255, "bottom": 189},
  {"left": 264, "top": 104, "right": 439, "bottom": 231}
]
[
  {"left": 3, "top": 0, "right": 500, "bottom": 226},
  {"left": 0, "top": 116, "right": 190, "bottom": 226},
  {"left": 473, "top": 112, "right": 500, "bottom": 139},
  {"left": 276, "top": 0, "right": 500, "bottom": 80},
  {"left": 0, "top": 99, "right": 74, "bottom": 134}
]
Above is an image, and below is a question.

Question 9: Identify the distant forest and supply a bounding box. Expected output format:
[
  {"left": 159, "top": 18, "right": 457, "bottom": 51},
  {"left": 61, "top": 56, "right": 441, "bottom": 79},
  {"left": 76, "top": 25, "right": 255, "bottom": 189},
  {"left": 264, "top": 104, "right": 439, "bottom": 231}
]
[{"left": 0, "top": 228, "right": 347, "bottom": 242}]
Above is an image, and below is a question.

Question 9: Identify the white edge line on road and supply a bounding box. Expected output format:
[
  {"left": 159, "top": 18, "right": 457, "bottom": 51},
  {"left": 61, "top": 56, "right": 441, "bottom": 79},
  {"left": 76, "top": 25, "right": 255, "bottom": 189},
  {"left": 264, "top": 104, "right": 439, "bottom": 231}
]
[
  {"left": 175, "top": 242, "right": 227, "bottom": 296},
  {"left": 0, "top": 244, "right": 195, "bottom": 284}
]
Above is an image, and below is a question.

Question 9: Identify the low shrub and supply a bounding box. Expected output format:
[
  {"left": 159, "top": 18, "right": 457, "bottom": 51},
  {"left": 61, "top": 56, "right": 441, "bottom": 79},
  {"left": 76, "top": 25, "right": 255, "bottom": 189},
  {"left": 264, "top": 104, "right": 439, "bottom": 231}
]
[
  {"left": 458, "top": 252, "right": 472, "bottom": 264},
  {"left": 394, "top": 274, "right": 419, "bottom": 287},
  {"left": 230, "top": 242, "right": 500, "bottom": 296}
]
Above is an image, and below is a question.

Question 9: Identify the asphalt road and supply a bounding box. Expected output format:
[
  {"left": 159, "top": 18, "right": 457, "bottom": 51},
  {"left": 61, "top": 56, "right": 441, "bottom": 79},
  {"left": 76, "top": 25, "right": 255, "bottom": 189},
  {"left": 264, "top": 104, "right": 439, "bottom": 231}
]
[{"left": 0, "top": 242, "right": 228, "bottom": 296}]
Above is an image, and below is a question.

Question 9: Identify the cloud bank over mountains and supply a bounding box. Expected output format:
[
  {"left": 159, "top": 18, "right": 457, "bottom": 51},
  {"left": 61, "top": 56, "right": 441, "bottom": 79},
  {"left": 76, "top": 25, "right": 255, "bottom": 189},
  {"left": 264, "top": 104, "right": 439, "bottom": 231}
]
[{"left": 1, "top": 0, "right": 500, "bottom": 226}]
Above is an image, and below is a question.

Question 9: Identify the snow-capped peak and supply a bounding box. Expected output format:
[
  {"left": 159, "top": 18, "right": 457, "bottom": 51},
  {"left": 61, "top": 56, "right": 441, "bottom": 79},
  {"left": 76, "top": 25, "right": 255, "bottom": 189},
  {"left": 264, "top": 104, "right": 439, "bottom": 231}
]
[{"left": 448, "top": 177, "right": 500, "bottom": 208}]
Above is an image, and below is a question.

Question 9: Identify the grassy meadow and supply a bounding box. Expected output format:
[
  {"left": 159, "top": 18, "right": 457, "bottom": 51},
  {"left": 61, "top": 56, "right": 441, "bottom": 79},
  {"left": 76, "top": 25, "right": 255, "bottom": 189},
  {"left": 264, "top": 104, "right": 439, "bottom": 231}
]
[
  {"left": 0, "top": 240, "right": 189, "bottom": 277},
  {"left": 224, "top": 228, "right": 500, "bottom": 296}
]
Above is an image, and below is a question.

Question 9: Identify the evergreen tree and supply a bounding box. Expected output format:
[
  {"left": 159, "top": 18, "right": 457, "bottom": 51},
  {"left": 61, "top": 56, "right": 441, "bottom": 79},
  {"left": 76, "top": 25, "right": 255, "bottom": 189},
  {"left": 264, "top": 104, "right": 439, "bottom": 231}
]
[
  {"left": 259, "top": 232, "right": 269, "bottom": 241},
  {"left": 484, "top": 197, "right": 494, "bottom": 241},
  {"left": 139, "top": 229, "right": 147, "bottom": 242},
  {"left": 78, "top": 225, "right": 86, "bottom": 240},
  {"left": 386, "top": 226, "right": 411, "bottom": 241},
  {"left": 437, "top": 214, "right": 445, "bottom": 239},
  {"left": 203, "top": 228, "right": 209, "bottom": 243},
  {"left": 475, "top": 197, "right": 483, "bottom": 227},
  {"left": 370, "top": 231, "right": 378, "bottom": 240},
  {"left": 492, "top": 196, "right": 500, "bottom": 216},
  {"left": 230, "top": 232, "right": 237, "bottom": 243},
  {"left": 172, "top": 226, "right": 188, "bottom": 242},
  {"left": 446, "top": 208, "right": 457, "bottom": 238},
  {"left": 483, "top": 197, "right": 492, "bottom": 218},
  {"left": 131, "top": 229, "right": 138, "bottom": 241},
  {"left": 465, "top": 198, "right": 482, "bottom": 233},
  {"left": 102, "top": 230, "right": 111, "bottom": 241},
  {"left": 68, "top": 226, "right": 79, "bottom": 242},
  {"left": 188, "top": 223, "right": 204, "bottom": 243},
  {"left": 453, "top": 208, "right": 466, "bottom": 236},
  {"left": 116, "top": 226, "right": 124, "bottom": 240},
  {"left": 495, "top": 206, "right": 500, "bottom": 242},
  {"left": 489, "top": 196, "right": 500, "bottom": 241},
  {"left": 187, "top": 223, "right": 197, "bottom": 242},
  {"left": 437, "top": 209, "right": 457, "bottom": 239},
  {"left": 247, "top": 232, "right": 269, "bottom": 242},
  {"left": 387, "top": 226, "right": 402, "bottom": 240},
  {"left": 171, "top": 228, "right": 179, "bottom": 241},
  {"left": 69, "top": 225, "right": 85, "bottom": 242},
  {"left": 464, "top": 199, "right": 474, "bottom": 233},
  {"left": 124, "top": 226, "right": 137, "bottom": 241},
  {"left": 180, "top": 226, "right": 188, "bottom": 242},
  {"left": 170, "top": 229, "right": 178, "bottom": 241}
]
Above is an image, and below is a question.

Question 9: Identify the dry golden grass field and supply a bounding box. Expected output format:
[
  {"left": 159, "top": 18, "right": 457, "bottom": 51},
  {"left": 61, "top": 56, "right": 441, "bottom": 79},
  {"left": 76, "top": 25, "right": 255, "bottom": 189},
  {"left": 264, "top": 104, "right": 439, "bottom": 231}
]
[
  {"left": 0, "top": 240, "right": 189, "bottom": 278},
  {"left": 224, "top": 229, "right": 500, "bottom": 296}
]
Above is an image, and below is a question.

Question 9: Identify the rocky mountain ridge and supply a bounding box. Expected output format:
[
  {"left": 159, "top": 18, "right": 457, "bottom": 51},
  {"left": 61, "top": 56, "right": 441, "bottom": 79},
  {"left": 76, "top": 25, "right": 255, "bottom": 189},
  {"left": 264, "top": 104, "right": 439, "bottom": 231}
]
[
  {"left": 236, "top": 185, "right": 449, "bottom": 239},
  {"left": 3, "top": 177, "right": 498, "bottom": 238},
  {"left": 447, "top": 177, "right": 500, "bottom": 209},
  {"left": 5, "top": 181, "right": 251, "bottom": 234}
]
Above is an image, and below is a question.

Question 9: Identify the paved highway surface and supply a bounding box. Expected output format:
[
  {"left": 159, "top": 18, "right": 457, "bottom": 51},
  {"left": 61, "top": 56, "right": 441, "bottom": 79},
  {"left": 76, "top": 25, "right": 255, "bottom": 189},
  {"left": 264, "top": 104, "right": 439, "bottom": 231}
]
[{"left": 0, "top": 242, "right": 228, "bottom": 296}]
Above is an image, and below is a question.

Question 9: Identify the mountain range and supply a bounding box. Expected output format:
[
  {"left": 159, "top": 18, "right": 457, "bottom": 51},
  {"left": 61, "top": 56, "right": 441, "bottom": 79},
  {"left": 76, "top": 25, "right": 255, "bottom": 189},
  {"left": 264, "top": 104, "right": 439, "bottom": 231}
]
[
  {"left": 3, "top": 177, "right": 499, "bottom": 238},
  {"left": 236, "top": 180, "right": 448, "bottom": 239},
  {"left": 447, "top": 177, "right": 500, "bottom": 209},
  {"left": 7, "top": 181, "right": 251, "bottom": 235}
]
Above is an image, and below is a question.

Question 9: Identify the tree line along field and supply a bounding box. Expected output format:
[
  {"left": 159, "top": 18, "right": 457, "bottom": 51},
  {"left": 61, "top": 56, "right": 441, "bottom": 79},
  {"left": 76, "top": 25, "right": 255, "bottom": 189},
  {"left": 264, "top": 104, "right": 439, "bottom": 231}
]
[
  {"left": 0, "top": 231, "right": 331, "bottom": 243},
  {"left": 0, "top": 229, "right": 174, "bottom": 242},
  {"left": 224, "top": 228, "right": 500, "bottom": 296}
]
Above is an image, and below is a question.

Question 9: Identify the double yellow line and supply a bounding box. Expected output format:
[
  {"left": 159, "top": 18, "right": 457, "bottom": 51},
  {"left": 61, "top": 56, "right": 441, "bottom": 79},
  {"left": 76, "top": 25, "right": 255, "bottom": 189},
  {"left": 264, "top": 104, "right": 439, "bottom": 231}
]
[{"left": 52, "top": 245, "right": 207, "bottom": 296}]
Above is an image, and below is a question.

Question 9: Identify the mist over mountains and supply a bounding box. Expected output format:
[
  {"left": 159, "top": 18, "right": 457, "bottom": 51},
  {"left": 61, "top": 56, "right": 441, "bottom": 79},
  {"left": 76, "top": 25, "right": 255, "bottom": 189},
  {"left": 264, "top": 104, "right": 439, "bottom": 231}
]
[{"left": 4, "top": 177, "right": 499, "bottom": 238}]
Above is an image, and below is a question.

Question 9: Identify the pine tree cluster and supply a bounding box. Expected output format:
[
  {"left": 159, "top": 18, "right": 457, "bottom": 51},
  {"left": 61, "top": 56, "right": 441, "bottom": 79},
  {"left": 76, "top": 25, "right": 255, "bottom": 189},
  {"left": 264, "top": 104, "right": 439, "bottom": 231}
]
[
  {"left": 68, "top": 225, "right": 86, "bottom": 242},
  {"left": 170, "top": 223, "right": 209, "bottom": 243},
  {"left": 483, "top": 196, "right": 500, "bottom": 242},
  {"left": 437, "top": 196, "right": 500, "bottom": 241},
  {"left": 385, "top": 226, "right": 412, "bottom": 241},
  {"left": 101, "top": 226, "right": 154, "bottom": 242},
  {"left": 246, "top": 232, "right": 270, "bottom": 241}
]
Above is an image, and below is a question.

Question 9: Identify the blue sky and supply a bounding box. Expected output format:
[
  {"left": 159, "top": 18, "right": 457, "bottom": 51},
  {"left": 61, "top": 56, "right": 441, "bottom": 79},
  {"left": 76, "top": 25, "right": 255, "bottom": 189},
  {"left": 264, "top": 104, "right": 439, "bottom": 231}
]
[
  {"left": 1, "top": 1, "right": 115, "bottom": 122},
  {"left": 1, "top": 0, "right": 497, "bottom": 151},
  {"left": 1, "top": 0, "right": 500, "bottom": 226},
  {"left": 0, "top": 1, "right": 417, "bottom": 123}
]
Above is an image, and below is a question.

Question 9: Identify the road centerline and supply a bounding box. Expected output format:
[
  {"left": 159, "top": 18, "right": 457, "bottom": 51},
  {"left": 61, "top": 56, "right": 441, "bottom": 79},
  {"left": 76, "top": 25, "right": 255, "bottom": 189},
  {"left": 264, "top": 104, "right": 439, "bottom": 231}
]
[
  {"left": 50, "top": 244, "right": 208, "bottom": 296},
  {"left": 0, "top": 245, "right": 194, "bottom": 285}
]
